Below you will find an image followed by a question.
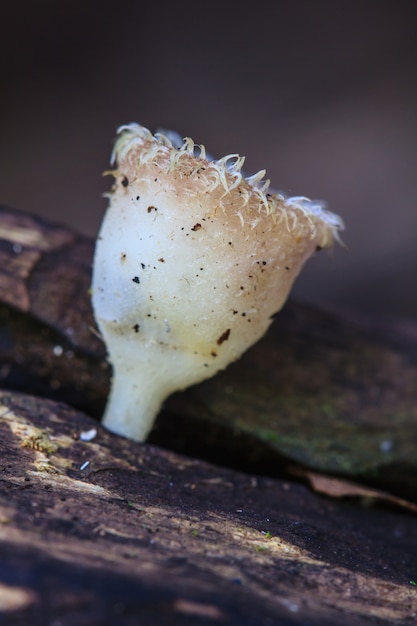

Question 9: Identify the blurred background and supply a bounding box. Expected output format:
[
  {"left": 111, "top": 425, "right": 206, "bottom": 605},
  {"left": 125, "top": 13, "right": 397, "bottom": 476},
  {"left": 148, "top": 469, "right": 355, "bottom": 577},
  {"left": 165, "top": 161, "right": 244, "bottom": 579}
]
[{"left": 1, "top": 0, "right": 416, "bottom": 318}]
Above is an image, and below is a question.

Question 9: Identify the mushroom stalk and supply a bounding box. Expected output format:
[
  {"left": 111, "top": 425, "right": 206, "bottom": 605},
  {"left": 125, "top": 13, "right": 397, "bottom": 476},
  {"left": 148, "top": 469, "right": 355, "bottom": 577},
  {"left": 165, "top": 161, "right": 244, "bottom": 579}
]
[
  {"left": 100, "top": 342, "right": 191, "bottom": 441},
  {"left": 92, "top": 123, "right": 344, "bottom": 441}
]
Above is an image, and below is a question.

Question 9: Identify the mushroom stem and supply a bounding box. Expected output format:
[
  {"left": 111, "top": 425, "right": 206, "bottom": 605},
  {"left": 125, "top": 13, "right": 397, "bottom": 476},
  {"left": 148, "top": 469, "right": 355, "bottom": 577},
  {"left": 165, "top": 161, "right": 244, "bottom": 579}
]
[
  {"left": 102, "top": 366, "right": 163, "bottom": 442},
  {"left": 100, "top": 336, "right": 213, "bottom": 441},
  {"left": 101, "top": 343, "right": 171, "bottom": 441}
]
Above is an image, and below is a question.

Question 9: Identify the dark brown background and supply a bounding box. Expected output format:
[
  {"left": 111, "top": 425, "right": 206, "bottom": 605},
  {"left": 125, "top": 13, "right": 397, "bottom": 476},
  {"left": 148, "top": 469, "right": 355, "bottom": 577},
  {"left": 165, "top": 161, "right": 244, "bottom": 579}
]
[{"left": 1, "top": 0, "right": 416, "bottom": 317}]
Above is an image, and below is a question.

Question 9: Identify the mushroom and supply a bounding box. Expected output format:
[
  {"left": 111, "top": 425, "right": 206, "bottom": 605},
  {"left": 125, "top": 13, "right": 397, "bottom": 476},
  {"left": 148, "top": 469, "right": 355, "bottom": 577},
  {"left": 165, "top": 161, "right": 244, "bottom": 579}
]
[{"left": 91, "top": 123, "right": 344, "bottom": 441}]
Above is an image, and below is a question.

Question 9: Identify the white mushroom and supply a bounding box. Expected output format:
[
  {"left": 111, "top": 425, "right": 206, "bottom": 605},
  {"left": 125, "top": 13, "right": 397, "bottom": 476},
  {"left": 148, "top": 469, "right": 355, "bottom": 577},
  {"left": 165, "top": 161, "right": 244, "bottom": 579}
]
[{"left": 92, "top": 123, "right": 344, "bottom": 441}]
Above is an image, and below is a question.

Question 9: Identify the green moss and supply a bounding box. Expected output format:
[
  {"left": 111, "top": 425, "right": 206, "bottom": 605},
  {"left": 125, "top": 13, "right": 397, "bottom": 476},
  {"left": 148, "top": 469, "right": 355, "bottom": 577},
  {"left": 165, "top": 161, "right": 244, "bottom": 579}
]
[{"left": 21, "top": 430, "right": 58, "bottom": 455}]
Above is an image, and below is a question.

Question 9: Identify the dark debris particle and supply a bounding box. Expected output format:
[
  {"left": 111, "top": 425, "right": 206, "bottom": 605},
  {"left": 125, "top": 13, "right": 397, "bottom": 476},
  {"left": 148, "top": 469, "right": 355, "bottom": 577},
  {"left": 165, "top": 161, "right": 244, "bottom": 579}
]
[
  {"left": 133, "top": 324, "right": 140, "bottom": 333},
  {"left": 147, "top": 206, "right": 158, "bottom": 213},
  {"left": 121, "top": 253, "right": 127, "bottom": 262},
  {"left": 132, "top": 276, "right": 140, "bottom": 284},
  {"left": 141, "top": 263, "right": 146, "bottom": 269},
  {"left": 121, "top": 176, "right": 129, "bottom": 187},
  {"left": 191, "top": 223, "right": 202, "bottom": 232},
  {"left": 158, "top": 258, "right": 165, "bottom": 263},
  {"left": 217, "top": 329, "right": 231, "bottom": 345}
]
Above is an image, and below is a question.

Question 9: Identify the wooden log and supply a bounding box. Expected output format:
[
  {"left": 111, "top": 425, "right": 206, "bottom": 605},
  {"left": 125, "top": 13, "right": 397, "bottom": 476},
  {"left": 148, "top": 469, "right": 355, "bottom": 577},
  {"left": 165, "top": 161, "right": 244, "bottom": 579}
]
[
  {"left": 0, "top": 205, "right": 416, "bottom": 498},
  {"left": 0, "top": 390, "right": 416, "bottom": 625}
]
